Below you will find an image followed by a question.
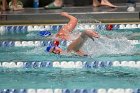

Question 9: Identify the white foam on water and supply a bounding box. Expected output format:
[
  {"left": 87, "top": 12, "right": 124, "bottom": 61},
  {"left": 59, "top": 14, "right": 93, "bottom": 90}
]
[
  {"left": 26, "top": 32, "right": 38, "bottom": 39},
  {"left": 24, "top": 46, "right": 46, "bottom": 55},
  {"left": 82, "top": 35, "right": 135, "bottom": 57}
]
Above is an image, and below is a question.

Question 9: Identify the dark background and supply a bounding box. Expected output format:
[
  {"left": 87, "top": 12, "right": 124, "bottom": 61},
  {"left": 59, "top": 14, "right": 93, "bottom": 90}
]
[{"left": 17, "top": 0, "right": 138, "bottom": 7}]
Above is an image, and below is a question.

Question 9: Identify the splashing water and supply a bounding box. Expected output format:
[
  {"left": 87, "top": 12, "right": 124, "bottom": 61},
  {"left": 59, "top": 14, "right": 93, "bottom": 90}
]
[
  {"left": 74, "top": 21, "right": 135, "bottom": 57},
  {"left": 82, "top": 36, "right": 135, "bottom": 57}
]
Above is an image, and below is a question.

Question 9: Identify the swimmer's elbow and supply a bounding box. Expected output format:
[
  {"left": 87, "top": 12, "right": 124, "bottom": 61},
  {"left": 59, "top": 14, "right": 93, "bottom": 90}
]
[
  {"left": 74, "top": 18, "right": 78, "bottom": 23},
  {"left": 75, "top": 17, "right": 78, "bottom": 21},
  {"left": 70, "top": 17, "right": 78, "bottom": 22}
]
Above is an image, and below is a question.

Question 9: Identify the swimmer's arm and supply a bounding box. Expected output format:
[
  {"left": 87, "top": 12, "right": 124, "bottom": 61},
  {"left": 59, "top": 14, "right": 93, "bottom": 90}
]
[
  {"left": 59, "top": 12, "right": 78, "bottom": 33},
  {"left": 56, "top": 12, "right": 78, "bottom": 39}
]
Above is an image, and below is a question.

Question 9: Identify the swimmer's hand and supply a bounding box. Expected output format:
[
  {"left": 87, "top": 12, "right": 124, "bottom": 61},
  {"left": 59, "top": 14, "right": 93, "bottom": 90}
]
[
  {"left": 60, "top": 12, "right": 69, "bottom": 16},
  {"left": 75, "top": 50, "right": 88, "bottom": 56},
  {"left": 92, "top": 31, "right": 100, "bottom": 38},
  {"left": 85, "top": 30, "right": 99, "bottom": 41}
]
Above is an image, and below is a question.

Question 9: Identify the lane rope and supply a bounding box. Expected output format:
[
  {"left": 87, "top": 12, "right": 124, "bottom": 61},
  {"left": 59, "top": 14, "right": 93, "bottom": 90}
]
[
  {"left": 0, "top": 61, "right": 140, "bottom": 69},
  {"left": 0, "top": 88, "right": 139, "bottom": 93}
]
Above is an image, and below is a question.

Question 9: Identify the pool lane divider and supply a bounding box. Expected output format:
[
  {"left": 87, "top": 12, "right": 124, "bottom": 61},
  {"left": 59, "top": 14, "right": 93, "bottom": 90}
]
[
  {"left": 0, "top": 61, "right": 140, "bottom": 69},
  {"left": 0, "top": 40, "right": 139, "bottom": 47},
  {"left": 0, "top": 24, "right": 140, "bottom": 35},
  {"left": 0, "top": 88, "right": 140, "bottom": 93}
]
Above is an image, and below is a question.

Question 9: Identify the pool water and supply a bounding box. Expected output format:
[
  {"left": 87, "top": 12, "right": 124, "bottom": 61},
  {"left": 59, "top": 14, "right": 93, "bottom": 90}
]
[
  {"left": 0, "top": 24, "right": 140, "bottom": 89},
  {"left": 0, "top": 67, "right": 140, "bottom": 89}
]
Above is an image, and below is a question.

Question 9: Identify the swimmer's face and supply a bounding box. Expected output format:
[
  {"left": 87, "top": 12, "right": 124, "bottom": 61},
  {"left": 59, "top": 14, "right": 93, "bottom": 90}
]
[{"left": 50, "top": 47, "right": 62, "bottom": 54}]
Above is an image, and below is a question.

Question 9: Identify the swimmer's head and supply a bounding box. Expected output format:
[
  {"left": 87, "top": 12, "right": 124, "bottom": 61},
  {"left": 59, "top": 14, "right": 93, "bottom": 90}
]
[{"left": 46, "top": 46, "right": 62, "bottom": 54}]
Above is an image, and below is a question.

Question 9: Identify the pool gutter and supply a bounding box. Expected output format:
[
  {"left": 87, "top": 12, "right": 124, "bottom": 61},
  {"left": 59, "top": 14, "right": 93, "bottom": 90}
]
[{"left": 0, "top": 6, "right": 140, "bottom": 25}]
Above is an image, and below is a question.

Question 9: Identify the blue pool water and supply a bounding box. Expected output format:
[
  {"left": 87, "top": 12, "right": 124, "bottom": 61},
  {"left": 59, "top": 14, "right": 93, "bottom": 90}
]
[{"left": 0, "top": 24, "right": 140, "bottom": 89}]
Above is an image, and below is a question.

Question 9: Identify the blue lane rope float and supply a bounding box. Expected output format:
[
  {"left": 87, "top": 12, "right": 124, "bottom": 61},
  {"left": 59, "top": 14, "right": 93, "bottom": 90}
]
[
  {"left": 0, "top": 88, "right": 139, "bottom": 93},
  {"left": 39, "top": 30, "right": 51, "bottom": 37},
  {"left": 51, "top": 25, "right": 62, "bottom": 32},
  {"left": 23, "top": 61, "right": 52, "bottom": 69},
  {"left": 0, "top": 41, "right": 15, "bottom": 47},
  {"left": 0, "top": 89, "right": 26, "bottom": 93},
  {"left": 4, "top": 26, "right": 28, "bottom": 35}
]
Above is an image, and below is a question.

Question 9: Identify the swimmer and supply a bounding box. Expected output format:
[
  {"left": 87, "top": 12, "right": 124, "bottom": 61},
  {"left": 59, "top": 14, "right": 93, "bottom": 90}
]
[{"left": 47, "top": 12, "right": 99, "bottom": 56}]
